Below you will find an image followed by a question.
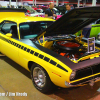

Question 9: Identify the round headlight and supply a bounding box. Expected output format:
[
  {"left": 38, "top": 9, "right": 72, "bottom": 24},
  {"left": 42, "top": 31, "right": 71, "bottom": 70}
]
[{"left": 70, "top": 71, "right": 76, "bottom": 80}]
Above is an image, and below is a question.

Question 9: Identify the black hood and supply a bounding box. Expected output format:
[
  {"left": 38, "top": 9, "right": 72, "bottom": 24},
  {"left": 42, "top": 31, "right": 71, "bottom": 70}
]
[{"left": 35, "top": 6, "right": 100, "bottom": 40}]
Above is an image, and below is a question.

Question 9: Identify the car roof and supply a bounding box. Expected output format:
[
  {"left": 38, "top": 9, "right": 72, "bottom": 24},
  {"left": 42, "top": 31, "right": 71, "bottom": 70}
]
[{"left": 0, "top": 16, "right": 55, "bottom": 24}]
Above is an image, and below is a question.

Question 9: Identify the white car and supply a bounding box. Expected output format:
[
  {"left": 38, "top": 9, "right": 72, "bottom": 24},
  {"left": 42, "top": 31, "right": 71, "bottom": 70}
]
[{"left": 24, "top": 6, "right": 45, "bottom": 17}]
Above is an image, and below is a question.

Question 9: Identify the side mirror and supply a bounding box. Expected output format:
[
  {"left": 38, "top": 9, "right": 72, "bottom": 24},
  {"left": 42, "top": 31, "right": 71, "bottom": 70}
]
[{"left": 6, "top": 33, "right": 12, "bottom": 37}]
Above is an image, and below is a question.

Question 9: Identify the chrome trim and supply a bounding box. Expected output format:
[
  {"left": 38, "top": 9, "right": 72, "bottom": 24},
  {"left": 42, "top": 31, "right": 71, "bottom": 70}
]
[
  {"left": 65, "top": 77, "right": 100, "bottom": 87},
  {"left": 33, "top": 67, "right": 46, "bottom": 88}
]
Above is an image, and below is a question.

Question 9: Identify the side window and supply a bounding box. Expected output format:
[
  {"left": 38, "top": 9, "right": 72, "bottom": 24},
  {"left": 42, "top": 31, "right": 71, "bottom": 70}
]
[
  {"left": 0, "top": 21, "right": 18, "bottom": 39},
  {"left": 19, "top": 21, "right": 53, "bottom": 39},
  {"left": 1, "top": 22, "right": 16, "bottom": 34},
  {"left": 0, "top": 21, "right": 4, "bottom": 29},
  {"left": 20, "top": 24, "right": 30, "bottom": 39}
]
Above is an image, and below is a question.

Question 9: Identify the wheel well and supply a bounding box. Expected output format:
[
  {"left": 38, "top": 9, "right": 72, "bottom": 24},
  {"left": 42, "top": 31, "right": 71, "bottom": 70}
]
[
  {"left": 28, "top": 61, "right": 48, "bottom": 74},
  {"left": 28, "top": 61, "right": 46, "bottom": 71},
  {"left": 28, "top": 61, "right": 54, "bottom": 85},
  {"left": 28, "top": 61, "right": 35, "bottom": 71}
]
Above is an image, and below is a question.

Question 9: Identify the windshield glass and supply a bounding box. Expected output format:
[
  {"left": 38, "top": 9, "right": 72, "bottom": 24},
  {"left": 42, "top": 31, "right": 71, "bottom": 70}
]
[{"left": 19, "top": 21, "right": 54, "bottom": 39}]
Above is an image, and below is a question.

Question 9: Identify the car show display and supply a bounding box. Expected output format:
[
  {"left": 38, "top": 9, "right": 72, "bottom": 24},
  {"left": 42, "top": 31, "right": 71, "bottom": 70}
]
[{"left": 0, "top": 6, "right": 100, "bottom": 94}]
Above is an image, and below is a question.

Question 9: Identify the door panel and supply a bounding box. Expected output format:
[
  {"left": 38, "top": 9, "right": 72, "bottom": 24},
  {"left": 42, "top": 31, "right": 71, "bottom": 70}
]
[
  {"left": 0, "top": 33, "right": 19, "bottom": 63},
  {"left": 0, "top": 21, "right": 20, "bottom": 63}
]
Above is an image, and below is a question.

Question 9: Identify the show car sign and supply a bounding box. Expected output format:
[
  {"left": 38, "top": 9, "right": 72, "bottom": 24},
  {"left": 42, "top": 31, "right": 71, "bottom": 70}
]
[{"left": 88, "top": 37, "right": 95, "bottom": 53}]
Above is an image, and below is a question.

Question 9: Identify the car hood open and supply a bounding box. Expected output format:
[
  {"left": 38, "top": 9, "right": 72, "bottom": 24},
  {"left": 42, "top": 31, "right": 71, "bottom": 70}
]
[{"left": 35, "top": 6, "right": 100, "bottom": 40}]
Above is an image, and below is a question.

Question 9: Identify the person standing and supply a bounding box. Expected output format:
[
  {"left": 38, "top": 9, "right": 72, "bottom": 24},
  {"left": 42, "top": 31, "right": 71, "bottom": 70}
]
[
  {"left": 45, "top": 2, "right": 57, "bottom": 20},
  {"left": 65, "top": 3, "right": 72, "bottom": 14},
  {"left": 7, "top": 4, "right": 10, "bottom": 8},
  {"left": 0, "top": 4, "right": 2, "bottom": 8}
]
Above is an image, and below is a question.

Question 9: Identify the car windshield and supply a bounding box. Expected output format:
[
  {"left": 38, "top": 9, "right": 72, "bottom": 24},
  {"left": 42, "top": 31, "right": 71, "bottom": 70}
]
[{"left": 19, "top": 21, "right": 54, "bottom": 39}]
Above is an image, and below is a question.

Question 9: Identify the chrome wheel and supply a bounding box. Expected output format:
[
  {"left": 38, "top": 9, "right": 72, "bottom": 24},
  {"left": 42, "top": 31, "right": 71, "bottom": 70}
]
[
  {"left": 31, "top": 64, "right": 56, "bottom": 93},
  {"left": 33, "top": 67, "right": 46, "bottom": 88}
]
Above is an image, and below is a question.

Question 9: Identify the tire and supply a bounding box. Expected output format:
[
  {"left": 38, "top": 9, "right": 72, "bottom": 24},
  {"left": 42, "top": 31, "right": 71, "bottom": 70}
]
[{"left": 31, "top": 64, "right": 56, "bottom": 93}]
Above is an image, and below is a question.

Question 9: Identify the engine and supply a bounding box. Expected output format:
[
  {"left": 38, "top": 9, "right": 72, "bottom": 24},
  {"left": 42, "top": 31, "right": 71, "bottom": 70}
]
[{"left": 53, "top": 40, "right": 87, "bottom": 60}]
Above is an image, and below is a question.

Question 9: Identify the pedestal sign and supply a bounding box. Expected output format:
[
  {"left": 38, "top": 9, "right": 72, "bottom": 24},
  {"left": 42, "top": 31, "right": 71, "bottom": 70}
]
[{"left": 87, "top": 37, "right": 95, "bottom": 53}]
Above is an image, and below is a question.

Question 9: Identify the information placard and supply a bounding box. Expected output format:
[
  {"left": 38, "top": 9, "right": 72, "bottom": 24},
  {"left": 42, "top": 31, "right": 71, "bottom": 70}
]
[{"left": 87, "top": 37, "right": 95, "bottom": 53}]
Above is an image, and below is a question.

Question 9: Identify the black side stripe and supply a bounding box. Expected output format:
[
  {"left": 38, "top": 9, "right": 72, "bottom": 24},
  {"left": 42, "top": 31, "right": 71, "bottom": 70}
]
[
  {"left": 27, "top": 49, "right": 30, "bottom": 53},
  {"left": 16, "top": 44, "right": 19, "bottom": 47},
  {"left": 50, "top": 60, "right": 57, "bottom": 66},
  {"left": 39, "top": 54, "right": 44, "bottom": 59},
  {"left": 30, "top": 50, "right": 34, "bottom": 54},
  {"left": 19, "top": 45, "right": 21, "bottom": 48},
  {"left": 34, "top": 52, "right": 39, "bottom": 56},
  {"left": 24, "top": 47, "right": 27, "bottom": 51},
  {"left": 44, "top": 57, "right": 50, "bottom": 62},
  {"left": 0, "top": 36, "right": 9, "bottom": 43},
  {"left": 0, "top": 36, "right": 68, "bottom": 72},
  {"left": 57, "top": 64, "right": 68, "bottom": 72}
]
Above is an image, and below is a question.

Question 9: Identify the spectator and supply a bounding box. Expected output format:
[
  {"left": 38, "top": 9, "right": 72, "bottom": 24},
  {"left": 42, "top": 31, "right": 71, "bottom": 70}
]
[
  {"left": 11, "top": 5, "right": 14, "bottom": 8},
  {"left": 7, "top": 4, "right": 10, "bottom": 8},
  {"left": 45, "top": 2, "right": 57, "bottom": 20},
  {"left": 0, "top": 4, "right": 2, "bottom": 8},
  {"left": 65, "top": 3, "right": 72, "bottom": 14}
]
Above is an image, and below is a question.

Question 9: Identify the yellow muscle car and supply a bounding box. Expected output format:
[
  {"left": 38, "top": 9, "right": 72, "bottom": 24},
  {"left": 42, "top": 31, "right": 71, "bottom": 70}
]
[{"left": 1, "top": 7, "right": 100, "bottom": 94}]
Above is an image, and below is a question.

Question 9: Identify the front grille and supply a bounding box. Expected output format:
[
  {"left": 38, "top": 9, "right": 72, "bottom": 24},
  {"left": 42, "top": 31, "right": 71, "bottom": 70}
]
[
  {"left": 92, "top": 64, "right": 100, "bottom": 74},
  {"left": 70, "top": 74, "right": 100, "bottom": 85},
  {"left": 70, "top": 63, "right": 100, "bottom": 81}
]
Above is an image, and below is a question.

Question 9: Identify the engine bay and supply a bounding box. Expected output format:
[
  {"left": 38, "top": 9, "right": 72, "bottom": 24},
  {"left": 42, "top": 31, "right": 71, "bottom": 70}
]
[
  {"left": 38, "top": 34, "right": 98, "bottom": 62},
  {"left": 52, "top": 39, "right": 87, "bottom": 60}
]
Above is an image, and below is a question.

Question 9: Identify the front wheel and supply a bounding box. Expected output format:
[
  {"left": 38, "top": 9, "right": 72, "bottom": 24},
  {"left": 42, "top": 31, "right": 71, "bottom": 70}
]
[{"left": 31, "top": 64, "right": 56, "bottom": 93}]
